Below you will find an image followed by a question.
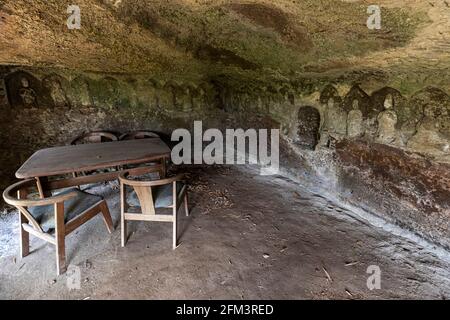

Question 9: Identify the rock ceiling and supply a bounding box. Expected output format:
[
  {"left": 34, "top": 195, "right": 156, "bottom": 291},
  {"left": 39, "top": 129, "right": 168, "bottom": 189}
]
[{"left": 0, "top": 0, "right": 449, "bottom": 91}]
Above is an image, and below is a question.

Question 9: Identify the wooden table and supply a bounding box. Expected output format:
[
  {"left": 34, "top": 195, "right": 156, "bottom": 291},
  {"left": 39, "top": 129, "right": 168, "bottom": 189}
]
[{"left": 16, "top": 139, "right": 171, "bottom": 196}]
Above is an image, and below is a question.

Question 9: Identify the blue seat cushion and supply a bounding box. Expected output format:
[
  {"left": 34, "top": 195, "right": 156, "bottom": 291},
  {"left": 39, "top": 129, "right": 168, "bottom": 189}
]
[
  {"left": 128, "top": 182, "right": 185, "bottom": 209},
  {"left": 28, "top": 188, "right": 103, "bottom": 233}
]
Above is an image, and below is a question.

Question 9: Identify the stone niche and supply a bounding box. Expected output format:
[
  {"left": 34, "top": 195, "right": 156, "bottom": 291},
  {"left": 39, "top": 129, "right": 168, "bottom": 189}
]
[
  {"left": 4, "top": 70, "right": 54, "bottom": 108},
  {"left": 0, "top": 77, "right": 7, "bottom": 106},
  {"left": 295, "top": 106, "right": 320, "bottom": 150}
]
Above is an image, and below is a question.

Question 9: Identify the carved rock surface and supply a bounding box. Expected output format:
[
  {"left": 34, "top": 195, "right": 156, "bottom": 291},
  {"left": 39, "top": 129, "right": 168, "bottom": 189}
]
[{"left": 336, "top": 139, "right": 450, "bottom": 248}]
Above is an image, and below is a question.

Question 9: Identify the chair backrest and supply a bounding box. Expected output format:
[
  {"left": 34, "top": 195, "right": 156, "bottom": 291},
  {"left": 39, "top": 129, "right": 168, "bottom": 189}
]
[
  {"left": 3, "top": 179, "right": 77, "bottom": 232},
  {"left": 118, "top": 171, "right": 183, "bottom": 215},
  {"left": 119, "top": 131, "right": 160, "bottom": 141},
  {"left": 70, "top": 131, "right": 118, "bottom": 145}
]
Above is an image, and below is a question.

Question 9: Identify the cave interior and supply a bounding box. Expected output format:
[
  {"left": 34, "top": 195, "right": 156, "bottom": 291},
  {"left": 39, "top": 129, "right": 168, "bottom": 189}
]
[{"left": 0, "top": 0, "right": 449, "bottom": 299}]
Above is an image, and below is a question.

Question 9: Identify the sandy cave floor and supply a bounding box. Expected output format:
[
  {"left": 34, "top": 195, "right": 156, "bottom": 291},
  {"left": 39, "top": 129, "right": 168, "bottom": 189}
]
[{"left": 0, "top": 165, "right": 449, "bottom": 299}]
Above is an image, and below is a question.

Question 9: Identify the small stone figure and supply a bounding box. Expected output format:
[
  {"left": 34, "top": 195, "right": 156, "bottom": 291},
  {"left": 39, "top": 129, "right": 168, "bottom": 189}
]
[
  {"left": 319, "top": 97, "right": 347, "bottom": 147},
  {"left": 18, "top": 77, "right": 37, "bottom": 107},
  {"left": 407, "top": 103, "right": 450, "bottom": 161},
  {"left": 43, "top": 76, "right": 69, "bottom": 107},
  {"left": 347, "top": 99, "right": 364, "bottom": 138},
  {"left": 376, "top": 94, "right": 398, "bottom": 145}
]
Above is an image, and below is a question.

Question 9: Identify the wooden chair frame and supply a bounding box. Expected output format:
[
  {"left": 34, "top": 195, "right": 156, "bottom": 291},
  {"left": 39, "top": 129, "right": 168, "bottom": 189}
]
[
  {"left": 118, "top": 131, "right": 164, "bottom": 173},
  {"left": 69, "top": 131, "right": 119, "bottom": 187},
  {"left": 119, "top": 171, "right": 189, "bottom": 249},
  {"left": 2, "top": 179, "right": 114, "bottom": 275},
  {"left": 119, "top": 131, "right": 160, "bottom": 141},
  {"left": 70, "top": 131, "right": 118, "bottom": 145}
]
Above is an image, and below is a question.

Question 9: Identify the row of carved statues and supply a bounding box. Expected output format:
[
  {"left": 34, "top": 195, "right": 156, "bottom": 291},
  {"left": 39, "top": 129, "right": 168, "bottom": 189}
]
[
  {"left": 0, "top": 70, "right": 215, "bottom": 111},
  {"left": 1, "top": 70, "right": 449, "bottom": 162},
  {"left": 296, "top": 84, "right": 449, "bottom": 163}
]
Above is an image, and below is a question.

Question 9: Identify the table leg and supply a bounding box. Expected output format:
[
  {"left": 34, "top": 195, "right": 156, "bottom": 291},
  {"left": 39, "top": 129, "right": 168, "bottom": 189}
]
[
  {"left": 35, "top": 177, "right": 52, "bottom": 198},
  {"left": 161, "top": 157, "right": 167, "bottom": 178}
]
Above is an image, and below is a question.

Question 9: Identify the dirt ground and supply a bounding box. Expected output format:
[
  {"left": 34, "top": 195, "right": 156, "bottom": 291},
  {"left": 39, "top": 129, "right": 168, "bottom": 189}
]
[{"left": 0, "top": 165, "right": 449, "bottom": 299}]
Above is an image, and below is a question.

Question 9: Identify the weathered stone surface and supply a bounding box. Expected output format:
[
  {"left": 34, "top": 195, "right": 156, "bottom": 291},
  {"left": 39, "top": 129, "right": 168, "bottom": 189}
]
[
  {"left": 42, "top": 74, "right": 70, "bottom": 108},
  {"left": 347, "top": 109, "right": 364, "bottom": 138},
  {"left": 68, "top": 76, "right": 93, "bottom": 107},
  {"left": 405, "top": 87, "right": 450, "bottom": 162},
  {"left": 319, "top": 84, "right": 341, "bottom": 105},
  {"left": 319, "top": 97, "right": 347, "bottom": 147},
  {"left": 336, "top": 139, "right": 450, "bottom": 248},
  {"left": 376, "top": 109, "right": 399, "bottom": 145},
  {"left": 371, "top": 87, "right": 407, "bottom": 128},
  {"left": 343, "top": 85, "right": 373, "bottom": 118},
  {"left": 0, "top": 0, "right": 431, "bottom": 90}
]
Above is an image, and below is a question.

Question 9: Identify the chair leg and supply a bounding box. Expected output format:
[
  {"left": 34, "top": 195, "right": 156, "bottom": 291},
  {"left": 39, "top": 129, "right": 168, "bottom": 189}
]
[
  {"left": 184, "top": 193, "right": 189, "bottom": 217},
  {"left": 173, "top": 206, "right": 177, "bottom": 250},
  {"left": 120, "top": 182, "right": 127, "bottom": 247},
  {"left": 161, "top": 158, "right": 166, "bottom": 178},
  {"left": 99, "top": 201, "right": 114, "bottom": 233},
  {"left": 72, "top": 172, "right": 80, "bottom": 189},
  {"left": 19, "top": 213, "right": 29, "bottom": 258},
  {"left": 121, "top": 212, "right": 127, "bottom": 247},
  {"left": 55, "top": 202, "right": 66, "bottom": 275}
]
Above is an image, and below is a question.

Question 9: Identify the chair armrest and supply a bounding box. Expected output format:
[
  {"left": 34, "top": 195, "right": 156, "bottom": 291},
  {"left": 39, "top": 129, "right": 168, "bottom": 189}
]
[
  {"left": 3, "top": 179, "right": 78, "bottom": 207},
  {"left": 119, "top": 171, "right": 185, "bottom": 187}
]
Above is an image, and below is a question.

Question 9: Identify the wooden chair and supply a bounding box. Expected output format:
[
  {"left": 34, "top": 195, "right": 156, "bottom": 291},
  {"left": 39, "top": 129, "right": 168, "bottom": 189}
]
[
  {"left": 119, "top": 171, "right": 189, "bottom": 249},
  {"left": 119, "top": 131, "right": 160, "bottom": 141},
  {"left": 2, "top": 179, "right": 114, "bottom": 275},
  {"left": 119, "top": 131, "right": 164, "bottom": 173},
  {"left": 70, "top": 131, "right": 119, "bottom": 186},
  {"left": 70, "top": 131, "right": 118, "bottom": 145}
]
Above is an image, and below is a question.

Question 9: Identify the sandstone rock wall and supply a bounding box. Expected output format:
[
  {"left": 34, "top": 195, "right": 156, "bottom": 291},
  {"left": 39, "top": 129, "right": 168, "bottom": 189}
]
[{"left": 282, "top": 83, "right": 450, "bottom": 248}]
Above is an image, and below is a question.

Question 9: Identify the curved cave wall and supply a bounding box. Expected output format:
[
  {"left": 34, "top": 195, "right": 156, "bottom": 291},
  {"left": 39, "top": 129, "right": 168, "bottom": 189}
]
[{"left": 0, "top": 65, "right": 449, "bottom": 248}]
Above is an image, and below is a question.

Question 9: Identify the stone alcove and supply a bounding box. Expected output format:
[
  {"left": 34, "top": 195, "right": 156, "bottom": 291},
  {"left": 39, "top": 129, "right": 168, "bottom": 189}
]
[
  {"left": 295, "top": 106, "right": 321, "bottom": 150},
  {"left": 4, "top": 70, "right": 54, "bottom": 108}
]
